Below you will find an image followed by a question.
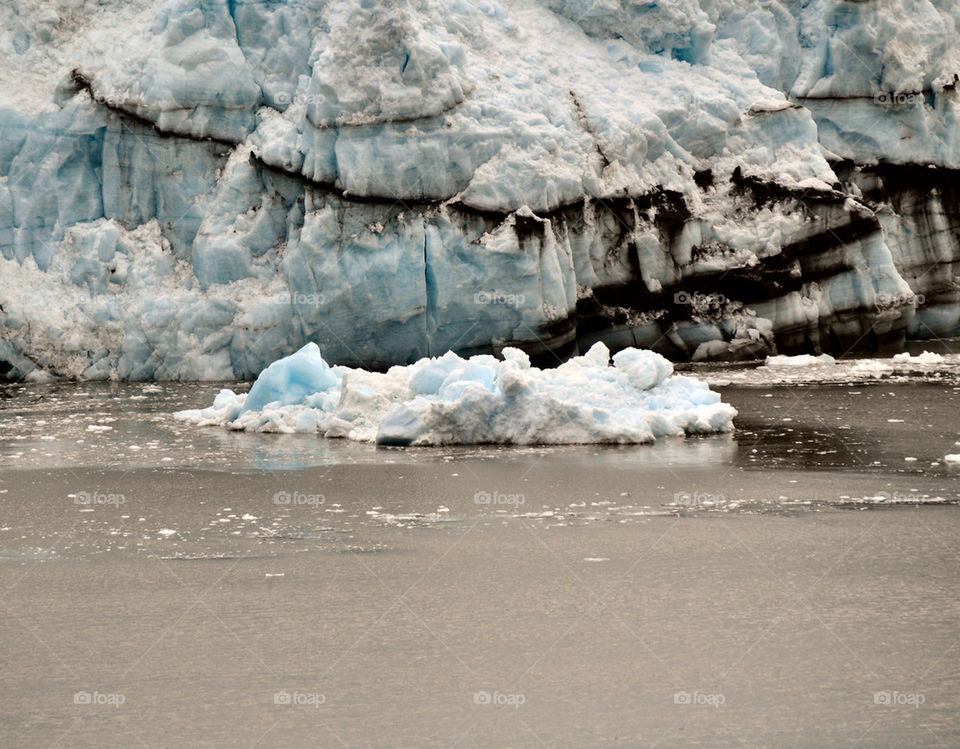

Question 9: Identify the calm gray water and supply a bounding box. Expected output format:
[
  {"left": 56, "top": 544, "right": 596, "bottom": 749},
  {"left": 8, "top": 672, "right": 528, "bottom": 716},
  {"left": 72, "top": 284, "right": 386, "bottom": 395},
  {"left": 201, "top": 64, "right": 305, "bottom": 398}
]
[{"left": 1, "top": 372, "right": 959, "bottom": 747}]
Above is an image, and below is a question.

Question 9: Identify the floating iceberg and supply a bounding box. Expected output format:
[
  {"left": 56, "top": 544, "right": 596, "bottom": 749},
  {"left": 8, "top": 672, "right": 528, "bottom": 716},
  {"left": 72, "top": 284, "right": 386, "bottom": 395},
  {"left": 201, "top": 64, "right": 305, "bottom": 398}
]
[
  {"left": 892, "top": 351, "right": 945, "bottom": 365},
  {"left": 175, "top": 342, "right": 737, "bottom": 445}
]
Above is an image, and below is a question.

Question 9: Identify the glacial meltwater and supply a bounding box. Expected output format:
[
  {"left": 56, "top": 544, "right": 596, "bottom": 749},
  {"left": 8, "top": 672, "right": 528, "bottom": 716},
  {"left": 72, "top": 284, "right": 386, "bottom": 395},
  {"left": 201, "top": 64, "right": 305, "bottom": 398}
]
[{"left": 1, "top": 363, "right": 959, "bottom": 747}]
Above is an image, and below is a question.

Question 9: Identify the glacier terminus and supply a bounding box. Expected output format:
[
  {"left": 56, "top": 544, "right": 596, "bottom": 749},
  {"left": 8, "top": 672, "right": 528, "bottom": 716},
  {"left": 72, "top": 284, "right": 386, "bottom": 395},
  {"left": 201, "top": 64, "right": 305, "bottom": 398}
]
[{"left": 1, "top": 0, "right": 959, "bottom": 381}]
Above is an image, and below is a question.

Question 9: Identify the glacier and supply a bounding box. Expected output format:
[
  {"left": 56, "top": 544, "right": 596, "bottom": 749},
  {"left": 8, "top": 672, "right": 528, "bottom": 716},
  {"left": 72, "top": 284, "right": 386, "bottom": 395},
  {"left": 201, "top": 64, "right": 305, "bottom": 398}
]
[
  {"left": 1, "top": 0, "right": 959, "bottom": 381},
  {"left": 174, "top": 341, "right": 737, "bottom": 444}
]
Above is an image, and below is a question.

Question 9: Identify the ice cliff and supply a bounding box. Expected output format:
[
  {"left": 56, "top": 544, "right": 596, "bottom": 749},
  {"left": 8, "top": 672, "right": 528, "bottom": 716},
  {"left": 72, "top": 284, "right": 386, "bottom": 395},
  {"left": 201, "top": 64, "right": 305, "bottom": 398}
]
[{"left": 1, "top": 0, "right": 958, "bottom": 381}]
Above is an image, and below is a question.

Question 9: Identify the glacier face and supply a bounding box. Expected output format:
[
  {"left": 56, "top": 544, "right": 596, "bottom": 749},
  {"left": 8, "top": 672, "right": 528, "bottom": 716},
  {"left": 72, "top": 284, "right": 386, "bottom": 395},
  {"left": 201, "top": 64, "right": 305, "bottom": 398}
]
[{"left": 0, "top": 0, "right": 958, "bottom": 381}]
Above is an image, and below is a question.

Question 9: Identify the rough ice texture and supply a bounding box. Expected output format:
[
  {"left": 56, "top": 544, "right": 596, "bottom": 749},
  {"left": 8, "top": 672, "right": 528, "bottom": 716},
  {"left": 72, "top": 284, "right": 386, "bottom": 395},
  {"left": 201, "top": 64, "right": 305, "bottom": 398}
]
[
  {"left": 700, "top": 351, "right": 960, "bottom": 388},
  {"left": 892, "top": 351, "right": 944, "bottom": 365},
  {"left": 764, "top": 353, "right": 836, "bottom": 368},
  {"left": 174, "top": 342, "right": 737, "bottom": 445},
  {"left": 1, "top": 0, "right": 959, "bottom": 381}
]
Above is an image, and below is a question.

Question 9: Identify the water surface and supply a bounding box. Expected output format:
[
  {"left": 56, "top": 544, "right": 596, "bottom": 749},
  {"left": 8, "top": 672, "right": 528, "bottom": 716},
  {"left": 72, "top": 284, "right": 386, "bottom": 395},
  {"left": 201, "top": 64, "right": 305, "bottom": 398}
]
[{"left": 1, "top": 371, "right": 959, "bottom": 747}]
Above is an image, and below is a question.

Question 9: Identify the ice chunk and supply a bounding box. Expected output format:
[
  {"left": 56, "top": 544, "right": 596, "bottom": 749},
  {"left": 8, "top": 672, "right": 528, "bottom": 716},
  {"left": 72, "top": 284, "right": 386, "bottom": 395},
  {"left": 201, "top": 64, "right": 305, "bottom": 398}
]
[
  {"left": 176, "top": 345, "right": 737, "bottom": 446},
  {"left": 611, "top": 346, "right": 674, "bottom": 389},
  {"left": 892, "top": 351, "right": 945, "bottom": 365},
  {"left": 764, "top": 354, "right": 837, "bottom": 368},
  {"left": 239, "top": 343, "right": 340, "bottom": 414},
  {"left": 850, "top": 359, "right": 894, "bottom": 376}
]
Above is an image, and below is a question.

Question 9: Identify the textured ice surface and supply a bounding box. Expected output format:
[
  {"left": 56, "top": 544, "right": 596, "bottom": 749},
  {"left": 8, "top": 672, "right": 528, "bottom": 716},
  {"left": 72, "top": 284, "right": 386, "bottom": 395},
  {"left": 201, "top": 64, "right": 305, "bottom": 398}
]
[
  {"left": 700, "top": 351, "right": 960, "bottom": 388},
  {"left": 175, "top": 342, "right": 737, "bottom": 445},
  {"left": 892, "top": 351, "right": 945, "bottom": 365},
  {"left": 1, "top": 0, "right": 959, "bottom": 381},
  {"left": 764, "top": 354, "right": 836, "bottom": 368}
]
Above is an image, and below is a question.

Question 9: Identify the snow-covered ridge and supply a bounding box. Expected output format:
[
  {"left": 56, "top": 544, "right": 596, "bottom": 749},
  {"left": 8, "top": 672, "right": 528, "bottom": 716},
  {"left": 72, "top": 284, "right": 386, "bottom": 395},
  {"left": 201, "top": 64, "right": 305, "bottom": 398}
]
[
  {"left": 0, "top": 0, "right": 958, "bottom": 381},
  {"left": 174, "top": 341, "right": 737, "bottom": 445}
]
